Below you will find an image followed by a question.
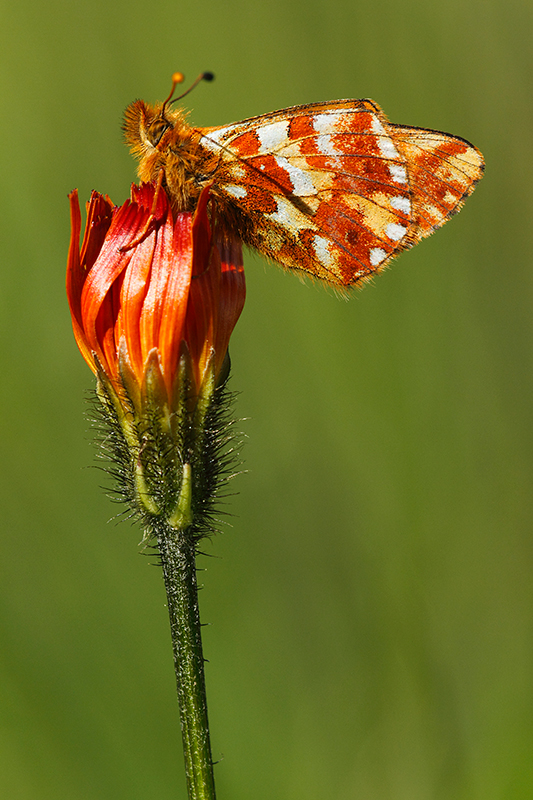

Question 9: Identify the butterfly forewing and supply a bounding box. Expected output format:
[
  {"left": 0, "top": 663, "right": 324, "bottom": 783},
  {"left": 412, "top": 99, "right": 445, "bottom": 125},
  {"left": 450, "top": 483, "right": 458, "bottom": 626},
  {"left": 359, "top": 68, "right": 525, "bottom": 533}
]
[{"left": 199, "top": 100, "right": 420, "bottom": 286}]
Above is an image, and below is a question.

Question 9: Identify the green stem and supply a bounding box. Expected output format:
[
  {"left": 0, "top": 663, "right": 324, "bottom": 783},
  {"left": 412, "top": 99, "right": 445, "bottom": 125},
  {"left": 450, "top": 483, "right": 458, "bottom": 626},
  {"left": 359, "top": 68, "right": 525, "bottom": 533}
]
[{"left": 156, "top": 523, "right": 216, "bottom": 800}]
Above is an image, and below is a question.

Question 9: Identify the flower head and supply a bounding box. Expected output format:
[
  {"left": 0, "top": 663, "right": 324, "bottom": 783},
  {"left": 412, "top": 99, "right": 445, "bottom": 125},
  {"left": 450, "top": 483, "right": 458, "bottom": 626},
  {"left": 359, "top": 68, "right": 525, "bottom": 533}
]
[{"left": 67, "top": 182, "right": 245, "bottom": 531}]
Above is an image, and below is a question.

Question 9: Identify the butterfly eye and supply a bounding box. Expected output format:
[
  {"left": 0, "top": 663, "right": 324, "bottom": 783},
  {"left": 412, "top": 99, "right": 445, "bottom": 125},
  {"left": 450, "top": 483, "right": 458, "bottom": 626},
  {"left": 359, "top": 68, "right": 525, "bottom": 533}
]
[{"left": 147, "top": 117, "right": 171, "bottom": 147}]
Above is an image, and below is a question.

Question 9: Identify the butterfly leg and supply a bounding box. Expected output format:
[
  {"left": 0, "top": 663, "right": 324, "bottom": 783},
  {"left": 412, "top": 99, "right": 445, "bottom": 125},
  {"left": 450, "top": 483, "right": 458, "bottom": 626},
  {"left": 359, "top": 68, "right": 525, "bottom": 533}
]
[
  {"left": 119, "top": 169, "right": 165, "bottom": 252},
  {"left": 191, "top": 199, "right": 219, "bottom": 279}
]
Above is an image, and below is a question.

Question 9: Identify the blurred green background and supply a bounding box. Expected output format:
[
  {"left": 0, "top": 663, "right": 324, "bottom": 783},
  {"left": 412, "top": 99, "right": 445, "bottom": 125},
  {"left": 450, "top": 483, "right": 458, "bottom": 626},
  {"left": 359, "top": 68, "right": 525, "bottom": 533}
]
[{"left": 1, "top": 0, "right": 532, "bottom": 797}]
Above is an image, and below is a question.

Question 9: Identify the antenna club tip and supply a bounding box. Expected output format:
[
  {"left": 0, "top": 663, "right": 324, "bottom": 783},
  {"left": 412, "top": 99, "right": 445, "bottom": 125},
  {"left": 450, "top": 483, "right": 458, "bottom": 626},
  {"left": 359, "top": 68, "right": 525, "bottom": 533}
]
[
  {"left": 202, "top": 71, "right": 215, "bottom": 82},
  {"left": 171, "top": 72, "right": 185, "bottom": 85}
]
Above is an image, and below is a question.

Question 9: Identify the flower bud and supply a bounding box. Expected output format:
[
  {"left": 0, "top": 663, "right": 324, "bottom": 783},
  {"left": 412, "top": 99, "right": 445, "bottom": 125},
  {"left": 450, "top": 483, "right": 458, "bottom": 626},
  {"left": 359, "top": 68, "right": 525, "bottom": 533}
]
[{"left": 67, "top": 182, "right": 245, "bottom": 535}]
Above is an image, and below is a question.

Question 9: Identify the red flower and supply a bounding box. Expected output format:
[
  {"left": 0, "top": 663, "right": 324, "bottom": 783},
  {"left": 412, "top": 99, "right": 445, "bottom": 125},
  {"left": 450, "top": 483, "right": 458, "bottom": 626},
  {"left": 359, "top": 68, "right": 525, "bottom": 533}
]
[{"left": 67, "top": 183, "right": 245, "bottom": 411}]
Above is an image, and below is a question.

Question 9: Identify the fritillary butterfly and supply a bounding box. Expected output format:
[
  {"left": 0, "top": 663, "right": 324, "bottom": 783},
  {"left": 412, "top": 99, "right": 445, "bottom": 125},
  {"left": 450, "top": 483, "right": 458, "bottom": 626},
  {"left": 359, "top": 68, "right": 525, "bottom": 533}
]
[{"left": 123, "top": 74, "right": 484, "bottom": 288}]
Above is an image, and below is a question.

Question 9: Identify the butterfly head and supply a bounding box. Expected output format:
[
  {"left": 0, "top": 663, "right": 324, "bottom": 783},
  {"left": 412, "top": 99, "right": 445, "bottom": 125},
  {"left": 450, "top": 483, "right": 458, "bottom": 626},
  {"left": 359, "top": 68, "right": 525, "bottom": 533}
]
[
  {"left": 123, "top": 72, "right": 214, "bottom": 211},
  {"left": 123, "top": 72, "right": 218, "bottom": 213},
  {"left": 123, "top": 71, "right": 214, "bottom": 153},
  {"left": 123, "top": 98, "right": 182, "bottom": 155}
]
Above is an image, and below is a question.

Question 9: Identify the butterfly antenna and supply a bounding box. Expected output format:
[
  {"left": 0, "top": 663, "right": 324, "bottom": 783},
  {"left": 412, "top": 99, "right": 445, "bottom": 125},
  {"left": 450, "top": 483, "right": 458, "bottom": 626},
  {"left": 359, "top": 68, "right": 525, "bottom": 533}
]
[
  {"left": 160, "top": 72, "right": 186, "bottom": 115},
  {"left": 169, "top": 71, "right": 215, "bottom": 106}
]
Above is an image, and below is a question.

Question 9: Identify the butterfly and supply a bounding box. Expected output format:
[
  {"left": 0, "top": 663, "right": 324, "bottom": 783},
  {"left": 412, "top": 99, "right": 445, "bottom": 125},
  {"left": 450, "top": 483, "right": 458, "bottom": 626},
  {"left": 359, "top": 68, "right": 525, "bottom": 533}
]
[{"left": 123, "top": 73, "right": 484, "bottom": 288}]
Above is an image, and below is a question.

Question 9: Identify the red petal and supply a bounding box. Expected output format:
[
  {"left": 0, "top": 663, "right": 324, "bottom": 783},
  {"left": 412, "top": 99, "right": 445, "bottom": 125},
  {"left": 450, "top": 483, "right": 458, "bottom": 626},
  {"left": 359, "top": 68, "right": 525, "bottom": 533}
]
[
  {"left": 80, "top": 198, "right": 152, "bottom": 375},
  {"left": 184, "top": 192, "right": 218, "bottom": 389},
  {"left": 118, "top": 227, "right": 159, "bottom": 384},
  {"left": 214, "top": 238, "right": 246, "bottom": 377},
  {"left": 155, "top": 213, "right": 194, "bottom": 399},
  {"left": 80, "top": 191, "right": 114, "bottom": 271},
  {"left": 183, "top": 188, "right": 246, "bottom": 387},
  {"left": 66, "top": 190, "right": 113, "bottom": 373}
]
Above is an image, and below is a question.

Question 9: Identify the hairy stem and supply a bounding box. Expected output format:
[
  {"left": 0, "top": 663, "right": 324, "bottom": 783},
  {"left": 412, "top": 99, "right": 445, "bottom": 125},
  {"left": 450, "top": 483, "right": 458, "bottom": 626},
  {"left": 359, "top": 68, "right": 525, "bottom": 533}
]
[{"left": 156, "top": 523, "right": 216, "bottom": 800}]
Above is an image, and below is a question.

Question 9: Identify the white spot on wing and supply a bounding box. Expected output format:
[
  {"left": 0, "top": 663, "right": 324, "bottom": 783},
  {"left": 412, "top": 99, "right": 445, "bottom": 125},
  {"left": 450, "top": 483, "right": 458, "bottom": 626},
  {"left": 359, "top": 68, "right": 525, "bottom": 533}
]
[
  {"left": 370, "top": 247, "right": 387, "bottom": 266},
  {"left": 316, "top": 134, "right": 339, "bottom": 156},
  {"left": 257, "top": 120, "right": 290, "bottom": 153},
  {"left": 313, "top": 235, "right": 336, "bottom": 269},
  {"left": 389, "top": 164, "right": 408, "bottom": 184},
  {"left": 385, "top": 223, "right": 407, "bottom": 241},
  {"left": 370, "top": 116, "right": 387, "bottom": 135},
  {"left": 390, "top": 195, "right": 411, "bottom": 215},
  {"left": 313, "top": 113, "right": 340, "bottom": 134},
  {"left": 377, "top": 136, "right": 400, "bottom": 159},
  {"left": 274, "top": 156, "right": 317, "bottom": 196},
  {"left": 267, "top": 195, "right": 317, "bottom": 232},
  {"left": 224, "top": 184, "right": 247, "bottom": 199}
]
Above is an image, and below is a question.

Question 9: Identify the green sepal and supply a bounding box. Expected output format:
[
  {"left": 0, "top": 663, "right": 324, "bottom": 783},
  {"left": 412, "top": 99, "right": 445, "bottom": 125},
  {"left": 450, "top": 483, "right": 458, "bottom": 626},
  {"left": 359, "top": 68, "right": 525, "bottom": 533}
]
[
  {"left": 193, "top": 351, "right": 216, "bottom": 448},
  {"left": 134, "top": 454, "right": 160, "bottom": 516},
  {"left": 171, "top": 343, "right": 194, "bottom": 445},
  {"left": 168, "top": 463, "right": 193, "bottom": 530},
  {"left": 95, "top": 366, "right": 139, "bottom": 453},
  {"left": 141, "top": 348, "right": 172, "bottom": 437},
  {"left": 118, "top": 338, "right": 142, "bottom": 419},
  {"left": 95, "top": 366, "right": 160, "bottom": 517}
]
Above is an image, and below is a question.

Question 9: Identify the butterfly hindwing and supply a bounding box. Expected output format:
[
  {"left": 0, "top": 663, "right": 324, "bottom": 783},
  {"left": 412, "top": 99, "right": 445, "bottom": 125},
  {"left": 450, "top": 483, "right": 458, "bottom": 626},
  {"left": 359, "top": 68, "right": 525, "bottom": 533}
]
[{"left": 390, "top": 125, "right": 484, "bottom": 241}]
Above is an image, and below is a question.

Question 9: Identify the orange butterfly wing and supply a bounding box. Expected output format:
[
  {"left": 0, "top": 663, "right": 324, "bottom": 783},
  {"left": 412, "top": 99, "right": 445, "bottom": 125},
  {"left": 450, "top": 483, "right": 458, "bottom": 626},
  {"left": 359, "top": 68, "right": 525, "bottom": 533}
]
[
  {"left": 196, "top": 100, "right": 484, "bottom": 287},
  {"left": 390, "top": 124, "right": 485, "bottom": 240}
]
